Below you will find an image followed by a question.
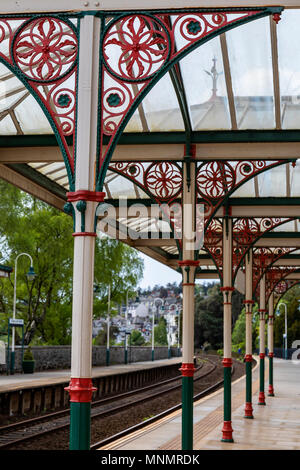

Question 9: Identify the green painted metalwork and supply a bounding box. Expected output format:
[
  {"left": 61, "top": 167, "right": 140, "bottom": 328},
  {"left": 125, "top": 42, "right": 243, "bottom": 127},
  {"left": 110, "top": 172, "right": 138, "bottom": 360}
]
[
  {"left": 0, "top": 13, "right": 80, "bottom": 191},
  {"left": 96, "top": 7, "right": 283, "bottom": 191},
  {"left": 222, "top": 366, "right": 233, "bottom": 442},
  {"left": 245, "top": 361, "right": 253, "bottom": 419},
  {"left": 69, "top": 402, "right": 91, "bottom": 450},
  {"left": 181, "top": 376, "right": 194, "bottom": 450}
]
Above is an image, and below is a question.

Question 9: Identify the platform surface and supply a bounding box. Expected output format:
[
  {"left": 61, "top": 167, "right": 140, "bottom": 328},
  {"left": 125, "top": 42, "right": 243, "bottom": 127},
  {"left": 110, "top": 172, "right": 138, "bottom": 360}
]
[
  {"left": 99, "top": 357, "right": 300, "bottom": 451},
  {"left": 0, "top": 357, "right": 182, "bottom": 393}
]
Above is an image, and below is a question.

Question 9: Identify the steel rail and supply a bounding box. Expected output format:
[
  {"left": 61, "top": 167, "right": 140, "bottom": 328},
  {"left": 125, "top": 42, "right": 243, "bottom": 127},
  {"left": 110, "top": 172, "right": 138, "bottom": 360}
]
[{"left": 0, "top": 358, "right": 220, "bottom": 449}]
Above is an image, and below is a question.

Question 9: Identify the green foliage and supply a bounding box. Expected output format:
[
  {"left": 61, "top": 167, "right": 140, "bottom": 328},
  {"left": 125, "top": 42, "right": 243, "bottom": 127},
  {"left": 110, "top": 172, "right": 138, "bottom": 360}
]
[
  {"left": 93, "top": 324, "right": 119, "bottom": 346},
  {"left": 93, "top": 236, "right": 144, "bottom": 319},
  {"left": 130, "top": 329, "right": 145, "bottom": 346},
  {"left": 274, "top": 287, "right": 300, "bottom": 348},
  {"left": 232, "top": 303, "right": 260, "bottom": 352},
  {"left": 23, "top": 346, "right": 34, "bottom": 361},
  {"left": 154, "top": 316, "right": 167, "bottom": 346},
  {"left": 0, "top": 180, "right": 144, "bottom": 346}
]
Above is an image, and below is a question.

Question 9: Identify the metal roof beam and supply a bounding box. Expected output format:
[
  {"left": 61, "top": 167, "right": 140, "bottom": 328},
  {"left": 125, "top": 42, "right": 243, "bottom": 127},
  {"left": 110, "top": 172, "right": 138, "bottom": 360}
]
[{"left": 0, "top": 1, "right": 298, "bottom": 14}]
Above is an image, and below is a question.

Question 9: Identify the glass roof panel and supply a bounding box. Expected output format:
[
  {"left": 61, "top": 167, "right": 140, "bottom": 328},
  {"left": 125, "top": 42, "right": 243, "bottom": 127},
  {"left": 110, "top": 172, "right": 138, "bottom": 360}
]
[
  {"left": 178, "top": 36, "right": 231, "bottom": 130},
  {"left": 136, "top": 73, "right": 184, "bottom": 132},
  {"left": 231, "top": 178, "right": 255, "bottom": 198},
  {"left": 277, "top": 10, "right": 300, "bottom": 129},
  {"left": 271, "top": 220, "right": 296, "bottom": 232},
  {"left": 257, "top": 164, "right": 287, "bottom": 197},
  {"left": 0, "top": 114, "right": 17, "bottom": 134},
  {"left": 226, "top": 16, "right": 275, "bottom": 130},
  {"left": 290, "top": 160, "right": 300, "bottom": 197}
]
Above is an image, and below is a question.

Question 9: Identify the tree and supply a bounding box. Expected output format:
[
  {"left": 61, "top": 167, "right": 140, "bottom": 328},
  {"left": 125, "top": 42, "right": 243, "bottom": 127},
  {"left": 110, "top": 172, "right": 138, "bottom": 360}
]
[
  {"left": 130, "top": 329, "right": 145, "bottom": 346},
  {"left": 0, "top": 180, "right": 144, "bottom": 345},
  {"left": 194, "top": 283, "right": 223, "bottom": 350},
  {"left": 93, "top": 324, "right": 119, "bottom": 346},
  {"left": 93, "top": 236, "right": 144, "bottom": 319},
  {"left": 274, "top": 287, "right": 300, "bottom": 348},
  {"left": 154, "top": 316, "right": 167, "bottom": 346},
  {"left": 194, "top": 282, "right": 245, "bottom": 350}
]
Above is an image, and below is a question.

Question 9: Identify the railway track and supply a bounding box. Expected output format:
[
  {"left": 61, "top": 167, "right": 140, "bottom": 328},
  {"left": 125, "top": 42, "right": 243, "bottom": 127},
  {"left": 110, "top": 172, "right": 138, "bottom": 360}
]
[{"left": 0, "top": 356, "right": 223, "bottom": 450}]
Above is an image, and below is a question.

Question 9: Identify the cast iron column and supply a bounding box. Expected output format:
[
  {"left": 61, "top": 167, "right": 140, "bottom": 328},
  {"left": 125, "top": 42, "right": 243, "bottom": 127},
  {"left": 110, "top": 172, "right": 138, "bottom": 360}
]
[
  {"left": 268, "top": 293, "right": 275, "bottom": 396},
  {"left": 258, "top": 274, "right": 267, "bottom": 406},
  {"left": 179, "top": 156, "right": 198, "bottom": 451},
  {"left": 221, "top": 216, "right": 234, "bottom": 442},
  {"left": 65, "top": 13, "right": 102, "bottom": 451},
  {"left": 244, "top": 249, "right": 254, "bottom": 419}
]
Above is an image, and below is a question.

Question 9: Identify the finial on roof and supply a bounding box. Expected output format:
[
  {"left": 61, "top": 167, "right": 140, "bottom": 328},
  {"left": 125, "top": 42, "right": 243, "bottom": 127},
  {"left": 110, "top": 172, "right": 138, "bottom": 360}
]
[{"left": 205, "top": 57, "right": 223, "bottom": 100}]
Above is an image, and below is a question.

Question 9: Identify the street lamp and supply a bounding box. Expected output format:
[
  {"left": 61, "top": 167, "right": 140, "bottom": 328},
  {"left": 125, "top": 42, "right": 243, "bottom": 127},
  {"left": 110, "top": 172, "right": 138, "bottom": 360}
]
[
  {"left": 167, "top": 301, "right": 178, "bottom": 359},
  {"left": 124, "top": 290, "right": 129, "bottom": 364},
  {"left": 11, "top": 253, "right": 36, "bottom": 374},
  {"left": 106, "top": 285, "right": 110, "bottom": 366},
  {"left": 278, "top": 302, "right": 288, "bottom": 360}
]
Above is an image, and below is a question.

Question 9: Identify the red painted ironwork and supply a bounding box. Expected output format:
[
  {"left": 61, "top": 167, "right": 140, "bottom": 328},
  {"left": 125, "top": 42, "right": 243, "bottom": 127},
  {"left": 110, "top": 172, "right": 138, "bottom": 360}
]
[
  {"left": 13, "top": 17, "right": 77, "bottom": 81},
  {"left": 180, "top": 362, "right": 196, "bottom": 377},
  {"left": 109, "top": 161, "right": 182, "bottom": 203},
  {"left": 99, "top": 10, "right": 262, "bottom": 174},
  {"left": 65, "top": 378, "right": 96, "bottom": 403},
  {"left": 204, "top": 217, "right": 295, "bottom": 282},
  {"left": 255, "top": 266, "right": 298, "bottom": 303},
  {"left": 0, "top": 16, "right": 78, "bottom": 178},
  {"left": 196, "top": 160, "right": 289, "bottom": 224}
]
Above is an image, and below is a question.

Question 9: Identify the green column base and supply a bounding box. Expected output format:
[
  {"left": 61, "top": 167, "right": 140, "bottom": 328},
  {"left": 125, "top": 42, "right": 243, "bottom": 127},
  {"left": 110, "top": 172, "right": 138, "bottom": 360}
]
[
  {"left": 244, "top": 358, "right": 253, "bottom": 419},
  {"left": 124, "top": 349, "right": 128, "bottom": 365},
  {"left": 69, "top": 402, "right": 91, "bottom": 450},
  {"left": 221, "top": 360, "right": 233, "bottom": 442},
  {"left": 182, "top": 375, "right": 193, "bottom": 450},
  {"left": 152, "top": 349, "right": 154, "bottom": 361},
  {"left": 258, "top": 355, "right": 266, "bottom": 405},
  {"left": 106, "top": 348, "right": 110, "bottom": 367},
  {"left": 10, "top": 351, "right": 15, "bottom": 375}
]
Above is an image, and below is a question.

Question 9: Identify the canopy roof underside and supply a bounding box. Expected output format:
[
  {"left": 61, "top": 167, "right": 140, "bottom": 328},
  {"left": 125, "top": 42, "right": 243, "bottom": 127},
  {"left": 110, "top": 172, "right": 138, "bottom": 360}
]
[{"left": 1, "top": 7, "right": 300, "bottom": 290}]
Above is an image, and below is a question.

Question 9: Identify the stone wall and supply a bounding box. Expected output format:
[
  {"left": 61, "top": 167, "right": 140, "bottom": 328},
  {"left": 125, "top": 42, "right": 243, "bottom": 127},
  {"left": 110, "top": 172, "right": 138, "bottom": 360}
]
[{"left": 1, "top": 345, "right": 181, "bottom": 373}]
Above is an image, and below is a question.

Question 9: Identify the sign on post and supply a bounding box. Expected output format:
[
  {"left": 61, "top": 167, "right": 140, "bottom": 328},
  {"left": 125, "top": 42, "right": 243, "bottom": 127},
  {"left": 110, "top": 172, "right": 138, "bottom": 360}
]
[{"left": 9, "top": 318, "right": 24, "bottom": 327}]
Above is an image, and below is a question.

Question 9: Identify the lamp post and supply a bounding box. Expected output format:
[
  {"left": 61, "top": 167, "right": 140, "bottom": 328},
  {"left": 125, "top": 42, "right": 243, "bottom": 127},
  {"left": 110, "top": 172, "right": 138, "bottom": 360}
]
[
  {"left": 278, "top": 302, "right": 288, "bottom": 360},
  {"left": 106, "top": 285, "right": 110, "bottom": 367},
  {"left": 124, "top": 290, "right": 129, "bottom": 365},
  {"left": 11, "top": 253, "right": 36, "bottom": 374},
  {"left": 152, "top": 297, "right": 163, "bottom": 361},
  {"left": 167, "top": 302, "right": 178, "bottom": 359}
]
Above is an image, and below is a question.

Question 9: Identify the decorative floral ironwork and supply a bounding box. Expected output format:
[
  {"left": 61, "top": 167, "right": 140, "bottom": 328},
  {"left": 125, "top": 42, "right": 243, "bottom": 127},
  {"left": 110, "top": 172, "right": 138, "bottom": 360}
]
[
  {"left": 103, "top": 15, "right": 170, "bottom": 82},
  {"left": 197, "top": 161, "right": 235, "bottom": 200},
  {"left": 13, "top": 17, "right": 77, "bottom": 82},
  {"left": 109, "top": 161, "right": 182, "bottom": 203},
  {"left": 98, "top": 8, "right": 270, "bottom": 185},
  {"left": 145, "top": 162, "right": 182, "bottom": 201}
]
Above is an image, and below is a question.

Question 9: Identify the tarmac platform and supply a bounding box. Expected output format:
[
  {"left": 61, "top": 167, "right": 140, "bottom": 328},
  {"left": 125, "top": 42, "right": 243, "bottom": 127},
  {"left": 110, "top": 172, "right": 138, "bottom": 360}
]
[
  {"left": 0, "top": 357, "right": 182, "bottom": 417},
  {"left": 99, "top": 357, "right": 300, "bottom": 451}
]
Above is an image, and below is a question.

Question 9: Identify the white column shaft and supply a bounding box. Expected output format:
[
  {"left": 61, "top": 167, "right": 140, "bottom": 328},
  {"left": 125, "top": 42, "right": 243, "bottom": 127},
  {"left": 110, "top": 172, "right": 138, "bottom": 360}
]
[
  {"left": 259, "top": 274, "right": 266, "bottom": 354},
  {"left": 245, "top": 249, "right": 253, "bottom": 356},
  {"left": 223, "top": 218, "right": 233, "bottom": 359},
  {"left": 268, "top": 293, "right": 274, "bottom": 353}
]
